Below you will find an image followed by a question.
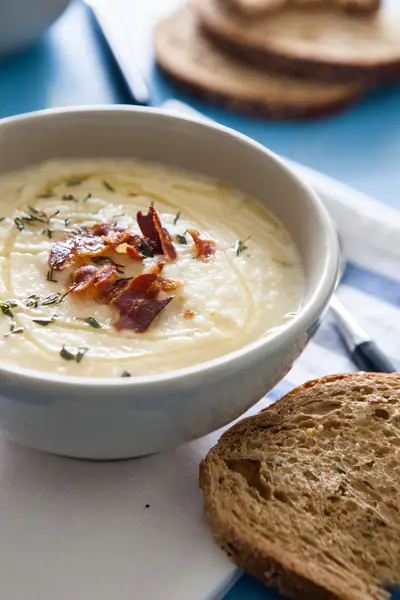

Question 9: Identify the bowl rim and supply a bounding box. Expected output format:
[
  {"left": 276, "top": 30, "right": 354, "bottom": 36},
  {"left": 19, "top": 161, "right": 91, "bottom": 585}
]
[{"left": 0, "top": 105, "right": 339, "bottom": 389}]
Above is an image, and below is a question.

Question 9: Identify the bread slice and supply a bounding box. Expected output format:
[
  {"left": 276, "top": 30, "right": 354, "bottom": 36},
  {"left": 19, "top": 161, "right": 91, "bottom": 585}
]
[
  {"left": 223, "top": 0, "right": 381, "bottom": 19},
  {"left": 154, "top": 7, "right": 367, "bottom": 119},
  {"left": 197, "top": 0, "right": 400, "bottom": 82},
  {"left": 200, "top": 373, "right": 400, "bottom": 600}
]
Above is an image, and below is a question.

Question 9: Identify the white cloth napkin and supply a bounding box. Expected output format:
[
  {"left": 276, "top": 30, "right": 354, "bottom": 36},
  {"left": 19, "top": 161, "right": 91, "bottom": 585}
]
[{"left": 0, "top": 150, "right": 398, "bottom": 600}]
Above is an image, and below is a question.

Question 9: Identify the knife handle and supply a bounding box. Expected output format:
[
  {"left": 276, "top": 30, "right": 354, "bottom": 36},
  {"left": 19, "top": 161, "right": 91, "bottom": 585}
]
[{"left": 352, "top": 341, "right": 397, "bottom": 373}]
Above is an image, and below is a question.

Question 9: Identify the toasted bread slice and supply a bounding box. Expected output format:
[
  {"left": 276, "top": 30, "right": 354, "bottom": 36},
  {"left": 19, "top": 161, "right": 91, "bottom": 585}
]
[
  {"left": 223, "top": 0, "right": 381, "bottom": 19},
  {"left": 155, "top": 7, "right": 367, "bottom": 119},
  {"left": 197, "top": 0, "right": 400, "bottom": 82},
  {"left": 200, "top": 373, "right": 400, "bottom": 600}
]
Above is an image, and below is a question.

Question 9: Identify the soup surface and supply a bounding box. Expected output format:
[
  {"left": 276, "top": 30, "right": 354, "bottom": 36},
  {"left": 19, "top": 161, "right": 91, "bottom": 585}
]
[{"left": 0, "top": 159, "right": 303, "bottom": 378}]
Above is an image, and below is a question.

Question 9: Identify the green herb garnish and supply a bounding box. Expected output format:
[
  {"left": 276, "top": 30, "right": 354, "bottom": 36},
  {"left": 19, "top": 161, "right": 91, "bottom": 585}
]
[
  {"left": 36, "top": 193, "right": 54, "bottom": 199},
  {"left": 138, "top": 239, "right": 154, "bottom": 258},
  {"left": 66, "top": 178, "right": 86, "bottom": 187},
  {"left": 0, "top": 300, "right": 18, "bottom": 318},
  {"left": 272, "top": 257, "right": 293, "bottom": 267},
  {"left": 65, "top": 218, "right": 72, "bottom": 227},
  {"left": 14, "top": 218, "right": 25, "bottom": 231},
  {"left": 41, "top": 285, "right": 77, "bottom": 307},
  {"left": 46, "top": 267, "right": 58, "bottom": 283},
  {"left": 175, "top": 234, "right": 187, "bottom": 245},
  {"left": 103, "top": 180, "right": 115, "bottom": 192},
  {"left": 92, "top": 256, "right": 124, "bottom": 273},
  {"left": 27, "top": 205, "right": 48, "bottom": 219},
  {"left": 32, "top": 317, "right": 55, "bottom": 327},
  {"left": 22, "top": 215, "right": 45, "bottom": 224},
  {"left": 62, "top": 194, "right": 78, "bottom": 202},
  {"left": 173, "top": 211, "right": 181, "bottom": 226},
  {"left": 113, "top": 276, "right": 134, "bottom": 287},
  {"left": 25, "top": 294, "right": 40, "bottom": 308},
  {"left": 41, "top": 292, "right": 62, "bottom": 306},
  {"left": 5, "top": 322, "right": 24, "bottom": 337},
  {"left": 76, "top": 317, "right": 102, "bottom": 329},
  {"left": 0, "top": 217, "right": 5, "bottom": 222},
  {"left": 235, "top": 236, "right": 251, "bottom": 256},
  {"left": 47, "top": 209, "right": 60, "bottom": 221},
  {"left": 60, "top": 345, "right": 89, "bottom": 363},
  {"left": 83, "top": 193, "right": 92, "bottom": 202}
]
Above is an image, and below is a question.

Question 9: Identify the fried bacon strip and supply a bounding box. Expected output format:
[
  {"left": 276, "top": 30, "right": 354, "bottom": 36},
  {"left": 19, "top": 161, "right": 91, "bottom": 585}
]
[
  {"left": 70, "top": 264, "right": 118, "bottom": 294},
  {"left": 49, "top": 232, "right": 108, "bottom": 270},
  {"left": 114, "top": 273, "right": 174, "bottom": 333},
  {"left": 148, "top": 262, "right": 182, "bottom": 292},
  {"left": 137, "top": 206, "right": 177, "bottom": 261},
  {"left": 47, "top": 204, "right": 216, "bottom": 333},
  {"left": 188, "top": 229, "right": 216, "bottom": 261},
  {"left": 49, "top": 206, "right": 177, "bottom": 271},
  {"left": 68, "top": 261, "right": 180, "bottom": 333}
]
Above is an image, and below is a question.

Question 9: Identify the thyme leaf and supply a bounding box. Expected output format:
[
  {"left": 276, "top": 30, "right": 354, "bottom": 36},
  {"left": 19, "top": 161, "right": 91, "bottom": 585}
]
[
  {"left": 25, "top": 294, "right": 40, "bottom": 308},
  {"left": 103, "top": 180, "right": 115, "bottom": 192},
  {"left": 62, "top": 194, "right": 79, "bottom": 202},
  {"left": 92, "top": 256, "right": 125, "bottom": 273},
  {"left": 175, "top": 234, "right": 187, "bottom": 245},
  {"left": 60, "top": 345, "right": 89, "bottom": 363},
  {"left": 173, "top": 211, "right": 181, "bottom": 225},
  {"left": 0, "top": 300, "right": 18, "bottom": 318},
  {"left": 5, "top": 322, "right": 24, "bottom": 337},
  {"left": 32, "top": 317, "right": 55, "bottom": 327},
  {"left": 113, "top": 276, "right": 134, "bottom": 287},
  {"left": 46, "top": 267, "right": 58, "bottom": 283},
  {"left": 66, "top": 178, "right": 86, "bottom": 187},
  {"left": 138, "top": 239, "right": 154, "bottom": 258},
  {"left": 234, "top": 236, "right": 251, "bottom": 256},
  {"left": 76, "top": 316, "right": 102, "bottom": 329}
]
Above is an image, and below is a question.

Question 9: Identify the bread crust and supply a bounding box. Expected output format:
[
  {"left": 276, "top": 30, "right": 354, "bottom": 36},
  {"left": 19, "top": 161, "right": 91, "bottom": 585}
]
[
  {"left": 200, "top": 373, "right": 400, "bottom": 600},
  {"left": 223, "top": 0, "right": 381, "bottom": 19}
]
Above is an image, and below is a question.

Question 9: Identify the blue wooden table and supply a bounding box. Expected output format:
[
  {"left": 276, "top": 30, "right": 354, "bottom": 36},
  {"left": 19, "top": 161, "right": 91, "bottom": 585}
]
[{"left": 0, "top": 2, "right": 399, "bottom": 599}]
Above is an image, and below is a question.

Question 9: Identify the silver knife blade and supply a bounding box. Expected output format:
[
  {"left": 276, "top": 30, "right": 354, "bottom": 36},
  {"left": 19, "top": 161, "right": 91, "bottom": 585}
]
[{"left": 84, "top": 0, "right": 184, "bottom": 105}]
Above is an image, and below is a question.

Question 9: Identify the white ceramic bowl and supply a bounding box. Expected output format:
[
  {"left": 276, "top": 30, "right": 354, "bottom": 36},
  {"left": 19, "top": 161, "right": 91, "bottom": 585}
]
[
  {"left": 0, "top": 106, "right": 338, "bottom": 459},
  {"left": 0, "top": 0, "right": 71, "bottom": 56}
]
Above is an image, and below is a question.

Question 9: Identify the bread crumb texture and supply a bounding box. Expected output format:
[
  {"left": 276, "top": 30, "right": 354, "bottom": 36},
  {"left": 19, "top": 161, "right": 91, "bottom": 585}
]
[{"left": 200, "top": 373, "right": 400, "bottom": 600}]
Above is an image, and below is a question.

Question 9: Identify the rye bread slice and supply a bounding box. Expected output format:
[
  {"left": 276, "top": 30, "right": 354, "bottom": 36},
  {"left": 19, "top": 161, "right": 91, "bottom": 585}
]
[
  {"left": 197, "top": 0, "right": 400, "bottom": 82},
  {"left": 200, "top": 373, "right": 400, "bottom": 600},
  {"left": 154, "top": 7, "right": 367, "bottom": 119},
  {"left": 223, "top": 0, "right": 381, "bottom": 19}
]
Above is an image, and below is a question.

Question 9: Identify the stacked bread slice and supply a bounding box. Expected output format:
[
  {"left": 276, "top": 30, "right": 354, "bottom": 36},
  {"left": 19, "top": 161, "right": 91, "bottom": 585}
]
[{"left": 154, "top": 0, "right": 400, "bottom": 119}]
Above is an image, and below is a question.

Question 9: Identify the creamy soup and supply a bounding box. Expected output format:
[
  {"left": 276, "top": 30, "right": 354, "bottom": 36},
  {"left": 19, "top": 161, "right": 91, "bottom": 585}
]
[{"left": 0, "top": 159, "right": 303, "bottom": 378}]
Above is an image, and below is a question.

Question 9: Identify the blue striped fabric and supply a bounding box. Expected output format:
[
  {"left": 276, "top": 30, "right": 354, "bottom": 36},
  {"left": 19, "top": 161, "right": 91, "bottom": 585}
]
[{"left": 225, "top": 260, "right": 400, "bottom": 600}]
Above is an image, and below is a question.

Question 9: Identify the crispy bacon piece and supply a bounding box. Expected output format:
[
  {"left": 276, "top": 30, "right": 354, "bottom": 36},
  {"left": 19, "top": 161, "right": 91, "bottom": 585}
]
[
  {"left": 114, "top": 273, "right": 173, "bottom": 333},
  {"left": 188, "top": 229, "right": 216, "bottom": 261},
  {"left": 137, "top": 206, "right": 177, "bottom": 261},
  {"left": 49, "top": 233, "right": 108, "bottom": 270},
  {"left": 147, "top": 261, "right": 182, "bottom": 292},
  {"left": 70, "top": 264, "right": 118, "bottom": 294},
  {"left": 69, "top": 262, "right": 178, "bottom": 333},
  {"left": 49, "top": 225, "right": 148, "bottom": 271},
  {"left": 48, "top": 206, "right": 183, "bottom": 333}
]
